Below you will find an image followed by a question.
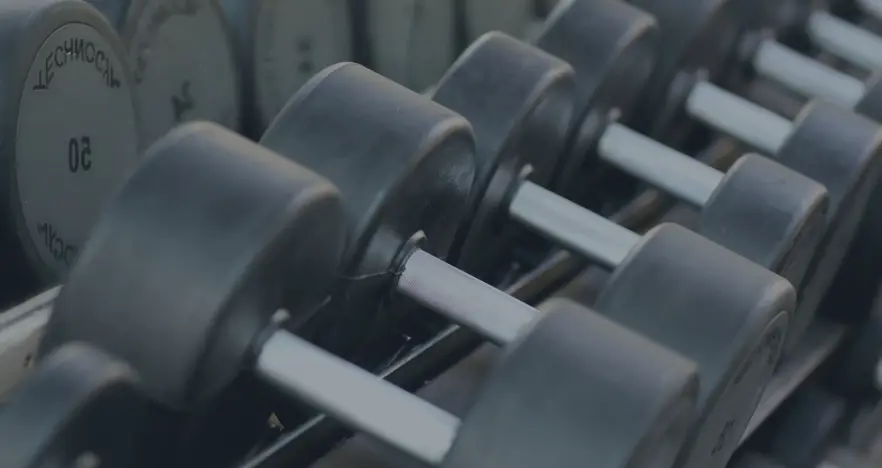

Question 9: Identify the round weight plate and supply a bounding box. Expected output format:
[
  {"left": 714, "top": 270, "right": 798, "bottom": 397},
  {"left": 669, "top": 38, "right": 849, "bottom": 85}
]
[
  {"left": 0, "top": 343, "right": 145, "bottom": 468},
  {"left": 260, "top": 63, "right": 476, "bottom": 359},
  {"left": 431, "top": 32, "right": 574, "bottom": 279},
  {"left": 365, "top": 0, "right": 456, "bottom": 92},
  {"left": 777, "top": 101, "right": 882, "bottom": 345},
  {"left": 442, "top": 298, "right": 699, "bottom": 468},
  {"left": 458, "top": 0, "right": 533, "bottom": 44},
  {"left": 625, "top": 0, "right": 743, "bottom": 142},
  {"left": 41, "top": 122, "right": 346, "bottom": 412},
  {"left": 5, "top": 0, "right": 140, "bottom": 285},
  {"left": 596, "top": 223, "right": 793, "bottom": 468},
  {"left": 93, "top": 0, "right": 241, "bottom": 146},
  {"left": 242, "top": 0, "right": 352, "bottom": 132},
  {"left": 699, "top": 154, "right": 829, "bottom": 346}
]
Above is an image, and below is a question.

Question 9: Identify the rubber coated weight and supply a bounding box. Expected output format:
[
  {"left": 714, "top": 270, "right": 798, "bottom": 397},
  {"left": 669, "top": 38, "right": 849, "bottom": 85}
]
[
  {"left": 759, "top": 387, "right": 847, "bottom": 468},
  {"left": 87, "top": 0, "right": 241, "bottom": 146},
  {"left": 533, "top": 0, "right": 830, "bottom": 294},
  {"left": 431, "top": 32, "right": 574, "bottom": 278},
  {"left": 219, "top": 0, "right": 352, "bottom": 135},
  {"left": 0, "top": 0, "right": 140, "bottom": 294},
  {"left": 0, "top": 343, "right": 147, "bottom": 468},
  {"left": 625, "top": 0, "right": 744, "bottom": 139},
  {"left": 42, "top": 123, "right": 702, "bottom": 468},
  {"left": 776, "top": 102, "right": 882, "bottom": 341},
  {"left": 40, "top": 122, "right": 347, "bottom": 459},
  {"left": 362, "top": 0, "right": 456, "bottom": 92},
  {"left": 533, "top": 0, "right": 657, "bottom": 196},
  {"left": 595, "top": 223, "right": 791, "bottom": 468},
  {"left": 441, "top": 298, "right": 699, "bottom": 468},
  {"left": 260, "top": 63, "right": 475, "bottom": 358}
]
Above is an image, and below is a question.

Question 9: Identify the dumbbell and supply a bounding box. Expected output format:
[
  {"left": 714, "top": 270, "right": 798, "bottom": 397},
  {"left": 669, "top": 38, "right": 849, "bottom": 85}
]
[
  {"left": 741, "top": 0, "right": 882, "bottom": 72},
  {"left": 86, "top": 0, "right": 240, "bottom": 147},
  {"left": 594, "top": 0, "right": 882, "bottom": 340},
  {"left": 0, "top": 0, "right": 140, "bottom": 301},
  {"left": 253, "top": 62, "right": 793, "bottom": 468},
  {"left": 41, "top": 122, "right": 701, "bottom": 468},
  {"left": 218, "top": 0, "right": 353, "bottom": 135},
  {"left": 533, "top": 0, "right": 840, "bottom": 354},
  {"left": 437, "top": 28, "right": 826, "bottom": 349},
  {"left": 0, "top": 343, "right": 149, "bottom": 468}
]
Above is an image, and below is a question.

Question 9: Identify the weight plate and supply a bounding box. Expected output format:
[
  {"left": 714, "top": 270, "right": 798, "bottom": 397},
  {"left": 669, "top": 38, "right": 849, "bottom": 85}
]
[
  {"left": 625, "top": 0, "right": 743, "bottom": 142},
  {"left": 699, "top": 154, "right": 829, "bottom": 342},
  {"left": 533, "top": 0, "right": 657, "bottom": 196},
  {"left": 365, "top": 0, "right": 456, "bottom": 92},
  {"left": 596, "top": 223, "right": 792, "bottom": 468},
  {"left": 442, "top": 299, "right": 699, "bottom": 468},
  {"left": 260, "top": 63, "right": 476, "bottom": 360},
  {"left": 2, "top": 0, "right": 140, "bottom": 287},
  {"left": 221, "top": 0, "right": 352, "bottom": 134},
  {"left": 90, "top": 0, "right": 241, "bottom": 146},
  {"left": 0, "top": 343, "right": 146, "bottom": 468},
  {"left": 41, "top": 122, "right": 346, "bottom": 410},
  {"left": 431, "top": 32, "right": 574, "bottom": 279},
  {"left": 778, "top": 101, "right": 882, "bottom": 342}
]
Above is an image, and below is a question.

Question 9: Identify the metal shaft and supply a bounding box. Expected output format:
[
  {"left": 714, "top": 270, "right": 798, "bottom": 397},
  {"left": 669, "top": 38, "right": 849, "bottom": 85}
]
[
  {"left": 806, "top": 10, "right": 882, "bottom": 71},
  {"left": 686, "top": 81, "right": 794, "bottom": 155},
  {"left": 752, "top": 37, "right": 866, "bottom": 108},
  {"left": 508, "top": 181, "right": 640, "bottom": 268},
  {"left": 257, "top": 330, "right": 459, "bottom": 466},
  {"left": 396, "top": 249, "right": 537, "bottom": 345},
  {"left": 598, "top": 123, "right": 723, "bottom": 207}
]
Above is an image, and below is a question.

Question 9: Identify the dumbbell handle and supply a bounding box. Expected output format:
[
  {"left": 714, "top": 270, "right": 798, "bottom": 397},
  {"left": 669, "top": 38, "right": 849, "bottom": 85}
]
[
  {"left": 686, "top": 81, "right": 794, "bottom": 155},
  {"left": 257, "top": 329, "right": 459, "bottom": 466},
  {"left": 598, "top": 123, "right": 723, "bottom": 207},
  {"left": 397, "top": 249, "right": 537, "bottom": 345},
  {"left": 752, "top": 38, "right": 866, "bottom": 108},
  {"left": 508, "top": 181, "right": 640, "bottom": 268},
  {"left": 806, "top": 10, "right": 882, "bottom": 71}
]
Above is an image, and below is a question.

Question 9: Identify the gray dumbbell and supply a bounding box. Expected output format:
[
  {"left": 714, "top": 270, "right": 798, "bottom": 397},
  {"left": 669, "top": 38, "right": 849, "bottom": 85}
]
[{"left": 41, "top": 122, "right": 701, "bottom": 468}]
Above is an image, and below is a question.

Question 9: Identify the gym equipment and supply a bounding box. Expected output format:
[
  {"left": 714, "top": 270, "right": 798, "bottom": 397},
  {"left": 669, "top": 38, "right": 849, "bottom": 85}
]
[
  {"left": 219, "top": 0, "right": 352, "bottom": 135},
  {"left": 42, "top": 122, "right": 701, "bottom": 468},
  {"left": 360, "top": 0, "right": 456, "bottom": 92},
  {"left": 526, "top": 2, "right": 828, "bottom": 297},
  {"left": 0, "top": 343, "right": 148, "bottom": 468},
  {"left": 87, "top": 0, "right": 241, "bottom": 146},
  {"left": 744, "top": 0, "right": 882, "bottom": 72},
  {"left": 588, "top": 0, "right": 882, "bottom": 345},
  {"left": 0, "top": 0, "right": 140, "bottom": 297},
  {"left": 256, "top": 62, "right": 792, "bottom": 468}
]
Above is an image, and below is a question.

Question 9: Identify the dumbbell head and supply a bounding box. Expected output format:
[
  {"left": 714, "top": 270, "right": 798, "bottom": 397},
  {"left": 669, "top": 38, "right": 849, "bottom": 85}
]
[
  {"left": 624, "top": 0, "right": 744, "bottom": 138},
  {"left": 430, "top": 32, "right": 574, "bottom": 277},
  {"left": 41, "top": 122, "right": 347, "bottom": 410},
  {"left": 87, "top": 0, "right": 241, "bottom": 145},
  {"left": 533, "top": 0, "right": 657, "bottom": 195},
  {"left": 595, "top": 223, "right": 792, "bottom": 468},
  {"left": 0, "top": 0, "right": 139, "bottom": 290},
  {"left": 0, "top": 343, "right": 147, "bottom": 468},
  {"left": 43, "top": 125, "right": 703, "bottom": 468},
  {"left": 259, "top": 63, "right": 476, "bottom": 356}
]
